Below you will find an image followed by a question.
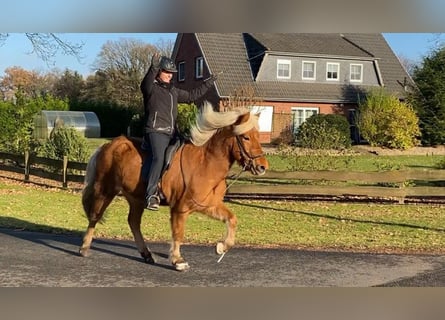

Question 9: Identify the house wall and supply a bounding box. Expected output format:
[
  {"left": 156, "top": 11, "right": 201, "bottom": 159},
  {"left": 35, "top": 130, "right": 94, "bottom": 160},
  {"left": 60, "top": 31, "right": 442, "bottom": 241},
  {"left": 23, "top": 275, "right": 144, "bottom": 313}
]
[
  {"left": 174, "top": 34, "right": 362, "bottom": 145},
  {"left": 258, "top": 55, "right": 380, "bottom": 86},
  {"left": 256, "top": 101, "right": 355, "bottom": 144},
  {"left": 174, "top": 33, "right": 219, "bottom": 107}
]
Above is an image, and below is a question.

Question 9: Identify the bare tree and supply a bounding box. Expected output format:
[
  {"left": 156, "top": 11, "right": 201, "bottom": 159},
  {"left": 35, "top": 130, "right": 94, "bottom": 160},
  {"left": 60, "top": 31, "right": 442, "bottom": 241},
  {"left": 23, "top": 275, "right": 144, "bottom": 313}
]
[
  {"left": 155, "top": 37, "right": 175, "bottom": 57},
  {"left": 397, "top": 54, "right": 418, "bottom": 76},
  {"left": 91, "top": 38, "right": 158, "bottom": 108},
  {"left": 220, "top": 84, "right": 263, "bottom": 111},
  {"left": 0, "top": 33, "right": 84, "bottom": 65}
]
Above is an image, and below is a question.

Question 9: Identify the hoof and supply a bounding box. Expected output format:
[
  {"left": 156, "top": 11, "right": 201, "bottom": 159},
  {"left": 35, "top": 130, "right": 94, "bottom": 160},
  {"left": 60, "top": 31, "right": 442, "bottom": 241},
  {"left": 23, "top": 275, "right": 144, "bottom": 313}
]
[
  {"left": 141, "top": 252, "right": 156, "bottom": 264},
  {"left": 174, "top": 261, "right": 190, "bottom": 272},
  {"left": 79, "top": 247, "right": 90, "bottom": 257},
  {"left": 216, "top": 242, "right": 226, "bottom": 255}
]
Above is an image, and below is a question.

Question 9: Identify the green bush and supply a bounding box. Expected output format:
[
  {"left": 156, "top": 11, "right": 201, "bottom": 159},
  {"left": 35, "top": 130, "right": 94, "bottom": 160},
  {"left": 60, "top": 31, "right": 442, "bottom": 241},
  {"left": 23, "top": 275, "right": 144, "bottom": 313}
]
[
  {"left": 410, "top": 47, "right": 445, "bottom": 146},
  {"left": 38, "top": 126, "right": 90, "bottom": 163},
  {"left": 177, "top": 103, "right": 198, "bottom": 138},
  {"left": 357, "top": 89, "right": 421, "bottom": 150},
  {"left": 0, "top": 94, "right": 69, "bottom": 154},
  {"left": 295, "top": 113, "right": 351, "bottom": 149}
]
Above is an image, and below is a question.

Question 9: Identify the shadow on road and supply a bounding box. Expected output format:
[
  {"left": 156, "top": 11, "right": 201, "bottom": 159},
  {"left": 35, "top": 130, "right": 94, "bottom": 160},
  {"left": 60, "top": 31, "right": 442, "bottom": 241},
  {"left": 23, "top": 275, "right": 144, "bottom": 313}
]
[{"left": 0, "top": 217, "right": 175, "bottom": 271}]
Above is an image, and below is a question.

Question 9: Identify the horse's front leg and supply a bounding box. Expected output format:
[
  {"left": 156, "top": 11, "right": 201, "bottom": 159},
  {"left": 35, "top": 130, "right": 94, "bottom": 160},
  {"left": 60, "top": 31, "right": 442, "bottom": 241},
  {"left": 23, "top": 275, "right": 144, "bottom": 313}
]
[
  {"left": 209, "top": 203, "right": 238, "bottom": 256},
  {"left": 169, "top": 211, "right": 190, "bottom": 271}
]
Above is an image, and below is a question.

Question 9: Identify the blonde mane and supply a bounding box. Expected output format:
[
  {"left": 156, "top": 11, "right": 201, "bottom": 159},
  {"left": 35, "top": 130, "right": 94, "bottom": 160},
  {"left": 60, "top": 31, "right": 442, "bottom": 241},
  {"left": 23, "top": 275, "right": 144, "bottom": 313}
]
[{"left": 190, "top": 101, "right": 258, "bottom": 146}]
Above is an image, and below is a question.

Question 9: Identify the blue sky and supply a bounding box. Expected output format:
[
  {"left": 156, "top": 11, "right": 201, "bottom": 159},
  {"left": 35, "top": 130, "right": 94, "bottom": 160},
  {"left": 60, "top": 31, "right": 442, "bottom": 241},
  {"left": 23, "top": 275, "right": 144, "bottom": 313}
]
[
  {"left": 0, "top": 33, "right": 441, "bottom": 78},
  {"left": 0, "top": 33, "right": 177, "bottom": 77}
]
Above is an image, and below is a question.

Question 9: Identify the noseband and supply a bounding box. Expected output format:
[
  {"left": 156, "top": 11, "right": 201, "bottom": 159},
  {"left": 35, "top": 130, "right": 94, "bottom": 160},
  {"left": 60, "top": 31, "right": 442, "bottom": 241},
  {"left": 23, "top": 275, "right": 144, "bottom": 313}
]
[{"left": 235, "top": 135, "right": 264, "bottom": 171}]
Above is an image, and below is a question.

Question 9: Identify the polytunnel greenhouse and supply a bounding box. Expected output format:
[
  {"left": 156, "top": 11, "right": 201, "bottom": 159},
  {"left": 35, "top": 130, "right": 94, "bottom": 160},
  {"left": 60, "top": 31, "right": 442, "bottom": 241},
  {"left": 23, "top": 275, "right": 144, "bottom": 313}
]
[{"left": 33, "top": 110, "right": 101, "bottom": 139}]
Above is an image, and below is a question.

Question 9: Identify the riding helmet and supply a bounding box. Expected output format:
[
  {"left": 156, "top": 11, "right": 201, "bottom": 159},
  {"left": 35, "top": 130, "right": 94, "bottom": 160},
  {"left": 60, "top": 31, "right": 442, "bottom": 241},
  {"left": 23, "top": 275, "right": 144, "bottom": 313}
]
[{"left": 160, "top": 57, "right": 178, "bottom": 73}]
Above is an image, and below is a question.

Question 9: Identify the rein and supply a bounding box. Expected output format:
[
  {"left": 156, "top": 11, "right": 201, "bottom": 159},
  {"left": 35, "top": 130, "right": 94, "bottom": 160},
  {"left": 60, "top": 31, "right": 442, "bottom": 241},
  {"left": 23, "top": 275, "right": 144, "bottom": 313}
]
[{"left": 235, "top": 135, "right": 264, "bottom": 169}]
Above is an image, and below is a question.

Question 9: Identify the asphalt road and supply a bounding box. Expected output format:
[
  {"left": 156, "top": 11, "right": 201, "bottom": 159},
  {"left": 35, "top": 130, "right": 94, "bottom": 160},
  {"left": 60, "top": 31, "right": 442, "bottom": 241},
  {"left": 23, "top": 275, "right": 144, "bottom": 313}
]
[{"left": 1, "top": 227, "right": 444, "bottom": 287}]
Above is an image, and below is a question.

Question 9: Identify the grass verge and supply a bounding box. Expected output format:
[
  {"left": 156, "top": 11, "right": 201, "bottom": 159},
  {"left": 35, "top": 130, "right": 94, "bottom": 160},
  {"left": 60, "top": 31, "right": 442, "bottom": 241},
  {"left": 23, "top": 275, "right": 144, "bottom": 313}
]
[{"left": 1, "top": 178, "right": 444, "bottom": 254}]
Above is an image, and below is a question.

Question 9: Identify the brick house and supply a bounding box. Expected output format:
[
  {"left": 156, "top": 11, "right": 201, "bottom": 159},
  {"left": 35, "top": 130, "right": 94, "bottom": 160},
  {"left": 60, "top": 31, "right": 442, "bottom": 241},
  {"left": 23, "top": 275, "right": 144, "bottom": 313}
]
[{"left": 171, "top": 33, "right": 414, "bottom": 144}]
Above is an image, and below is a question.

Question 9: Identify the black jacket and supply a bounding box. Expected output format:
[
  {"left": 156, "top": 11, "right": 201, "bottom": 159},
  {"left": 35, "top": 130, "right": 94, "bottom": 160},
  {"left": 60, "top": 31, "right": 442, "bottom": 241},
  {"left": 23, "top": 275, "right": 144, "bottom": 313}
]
[{"left": 140, "top": 64, "right": 214, "bottom": 135}]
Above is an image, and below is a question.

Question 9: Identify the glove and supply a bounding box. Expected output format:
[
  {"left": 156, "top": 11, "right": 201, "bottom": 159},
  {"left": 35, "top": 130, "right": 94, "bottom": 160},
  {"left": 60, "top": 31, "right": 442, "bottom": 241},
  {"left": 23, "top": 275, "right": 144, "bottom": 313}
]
[{"left": 151, "top": 53, "right": 161, "bottom": 68}]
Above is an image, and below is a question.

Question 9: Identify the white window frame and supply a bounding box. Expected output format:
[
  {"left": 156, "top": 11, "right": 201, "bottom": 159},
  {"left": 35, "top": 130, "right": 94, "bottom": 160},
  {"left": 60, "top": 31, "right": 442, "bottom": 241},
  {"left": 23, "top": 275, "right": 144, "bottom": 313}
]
[
  {"left": 277, "top": 59, "right": 291, "bottom": 79},
  {"left": 291, "top": 107, "right": 319, "bottom": 134},
  {"left": 326, "top": 62, "right": 339, "bottom": 81},
  {"left": 302, "top": 61, "right": 316, "bottom": 80},
  {"left": 350, "top": 63, "right": 363, "bottom": 82},
  {"left": 195, "top": 57, "right": 203, "bottom": 79},
  {"left": 178, "top": 61, "right": 185, "bottom": 82}
]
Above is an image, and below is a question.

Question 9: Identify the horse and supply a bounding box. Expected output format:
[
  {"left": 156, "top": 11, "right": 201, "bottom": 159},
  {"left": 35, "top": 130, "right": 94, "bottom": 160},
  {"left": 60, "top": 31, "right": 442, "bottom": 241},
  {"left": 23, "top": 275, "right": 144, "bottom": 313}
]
[{"left": 78, "top": 101, "right": 269, "bottom": 271}]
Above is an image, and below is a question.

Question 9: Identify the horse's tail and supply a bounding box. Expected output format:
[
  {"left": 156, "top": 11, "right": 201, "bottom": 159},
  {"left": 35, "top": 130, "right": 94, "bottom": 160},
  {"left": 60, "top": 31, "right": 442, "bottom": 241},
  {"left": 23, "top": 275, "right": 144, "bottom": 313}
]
[{"left": 81, "top": 147, "right": 101, "bottom": 219}]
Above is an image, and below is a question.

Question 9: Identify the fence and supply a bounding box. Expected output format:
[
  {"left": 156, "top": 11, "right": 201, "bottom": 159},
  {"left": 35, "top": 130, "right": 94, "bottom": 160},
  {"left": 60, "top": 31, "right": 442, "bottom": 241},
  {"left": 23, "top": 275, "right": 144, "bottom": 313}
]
[
  {"left": 226, "top": 168, "right": 445, "bottom": 203},
  {"left": 1, "top": 151, "right": 445, "bottom": 203},
  {"left": 0, "top": 151, "right": 87, "bottom": 188}
]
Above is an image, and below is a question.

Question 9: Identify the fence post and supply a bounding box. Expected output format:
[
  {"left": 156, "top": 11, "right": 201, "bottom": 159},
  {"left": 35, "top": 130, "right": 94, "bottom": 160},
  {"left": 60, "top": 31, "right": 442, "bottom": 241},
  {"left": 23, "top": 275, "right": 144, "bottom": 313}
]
[
  {"left": 62, "top": 155, "right": 68, "bottom": 188},
  {"left": 24, "top": 151, "right": 30, "bottom": 182}
]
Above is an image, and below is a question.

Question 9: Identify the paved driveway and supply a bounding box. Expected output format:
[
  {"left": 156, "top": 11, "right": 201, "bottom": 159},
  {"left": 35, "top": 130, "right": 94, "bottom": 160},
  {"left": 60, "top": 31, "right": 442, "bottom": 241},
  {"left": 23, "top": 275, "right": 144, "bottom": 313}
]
[{"left": 1, "top": 228, "right": 444, "bottom": 287}]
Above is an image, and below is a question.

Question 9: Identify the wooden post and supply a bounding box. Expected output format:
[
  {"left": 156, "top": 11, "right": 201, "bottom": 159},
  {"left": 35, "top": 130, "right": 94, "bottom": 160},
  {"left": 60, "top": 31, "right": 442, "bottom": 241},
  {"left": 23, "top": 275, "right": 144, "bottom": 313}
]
[
  {"left": 62, "top": 155, "right": 68, "bottom": 188},
  {"left": 24, "top": 151, "right": 30, "bottom": 182}
]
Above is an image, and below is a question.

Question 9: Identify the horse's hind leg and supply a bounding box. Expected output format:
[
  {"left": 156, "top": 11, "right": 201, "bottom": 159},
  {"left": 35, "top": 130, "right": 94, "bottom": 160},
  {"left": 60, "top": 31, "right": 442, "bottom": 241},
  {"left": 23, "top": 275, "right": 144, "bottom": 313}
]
[
  {"left": 127, "top": 201, "right": 155, "bottom": 264},
  {"left": 79, "top": 194, "right": 114, "bottom": 257},
  {"left": 204, "top": 203, "right": 238, "bottom": 255},
  {"left": 169, "top": 211, "right": 190, "bottom": 271}
]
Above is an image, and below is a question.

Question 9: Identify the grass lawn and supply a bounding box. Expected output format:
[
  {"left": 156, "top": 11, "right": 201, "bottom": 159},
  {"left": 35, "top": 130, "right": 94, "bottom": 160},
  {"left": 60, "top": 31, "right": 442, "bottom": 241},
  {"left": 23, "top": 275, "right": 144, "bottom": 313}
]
[
  {"left": 266, "top": 153, "right": 444, "bottom": 172},
  {"left": 1, "top": 178, "right": 444, "bottom": 254},
  {"left": 1, "top": 140, "right": 444, "bottom": 254}
]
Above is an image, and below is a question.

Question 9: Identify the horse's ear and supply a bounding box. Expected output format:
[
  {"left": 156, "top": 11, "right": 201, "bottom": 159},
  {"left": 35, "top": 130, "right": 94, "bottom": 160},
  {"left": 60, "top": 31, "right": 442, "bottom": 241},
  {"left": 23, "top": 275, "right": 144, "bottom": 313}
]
[{"left": 235, "top": 111, "right": 250, "bottom": 125}]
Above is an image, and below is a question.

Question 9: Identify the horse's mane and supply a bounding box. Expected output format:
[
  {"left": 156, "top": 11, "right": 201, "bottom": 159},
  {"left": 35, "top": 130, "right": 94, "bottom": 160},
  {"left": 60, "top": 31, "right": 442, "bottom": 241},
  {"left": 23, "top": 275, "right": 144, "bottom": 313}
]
[{"left": 189, "top": 101, "right": 258, "bottom": 146}]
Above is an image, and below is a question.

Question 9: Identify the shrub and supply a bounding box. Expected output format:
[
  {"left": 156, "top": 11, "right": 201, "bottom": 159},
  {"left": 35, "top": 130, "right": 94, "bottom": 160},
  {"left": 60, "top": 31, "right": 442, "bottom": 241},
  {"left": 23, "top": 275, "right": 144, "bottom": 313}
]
[
  {"left": 177, "top": 103, "right": 198, "bottom": 138},
  {"left": 38, "top": 126, "right": 90, "bottom": 163},
  {"left": 357, "top": 89, "right": 421, "bottom": 150},
  {"left": 0, "top": 95, "right": 69, "bottom": 154},
  {"left": 295, "top": 113, "right": 351, "bottom": 149}
]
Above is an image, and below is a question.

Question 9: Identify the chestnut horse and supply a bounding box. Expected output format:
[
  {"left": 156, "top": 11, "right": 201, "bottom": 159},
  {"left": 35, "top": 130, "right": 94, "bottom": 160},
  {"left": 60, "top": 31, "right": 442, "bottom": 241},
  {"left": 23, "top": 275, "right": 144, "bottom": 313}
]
[{"left": 78, "top": 101, "right": 269, "bottom": 271}]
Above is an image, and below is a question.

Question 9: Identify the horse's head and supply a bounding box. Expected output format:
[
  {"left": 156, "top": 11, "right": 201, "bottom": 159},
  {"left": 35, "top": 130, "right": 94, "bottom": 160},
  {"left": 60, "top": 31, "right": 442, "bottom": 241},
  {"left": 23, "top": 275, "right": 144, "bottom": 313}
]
[
  {"left": 189, "top": 101, "right": 269, "bottom": 175},
  {"left": 232, "top": 111, "right": 269, "bottom": 175}
]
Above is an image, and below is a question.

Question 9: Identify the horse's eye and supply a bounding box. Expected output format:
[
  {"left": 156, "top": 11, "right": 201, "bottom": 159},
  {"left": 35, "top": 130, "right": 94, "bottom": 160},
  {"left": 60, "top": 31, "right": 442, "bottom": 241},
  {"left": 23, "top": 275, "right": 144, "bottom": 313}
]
[{"left": 242, "top": 135, "right": 250, "bottom": 141}]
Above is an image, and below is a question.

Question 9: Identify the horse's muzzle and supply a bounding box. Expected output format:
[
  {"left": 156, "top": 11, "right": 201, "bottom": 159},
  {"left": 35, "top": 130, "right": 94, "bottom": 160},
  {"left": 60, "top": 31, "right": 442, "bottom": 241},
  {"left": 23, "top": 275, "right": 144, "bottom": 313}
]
[{"left": 250, "top": 164, "right": 267, "bottom": 175}]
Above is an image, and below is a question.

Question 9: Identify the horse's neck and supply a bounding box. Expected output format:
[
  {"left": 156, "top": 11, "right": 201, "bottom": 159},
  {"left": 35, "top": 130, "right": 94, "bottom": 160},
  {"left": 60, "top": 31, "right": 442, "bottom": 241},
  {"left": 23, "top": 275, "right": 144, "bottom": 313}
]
[{"left": 202, "top": 134, "right": 236, "bottom": 172}]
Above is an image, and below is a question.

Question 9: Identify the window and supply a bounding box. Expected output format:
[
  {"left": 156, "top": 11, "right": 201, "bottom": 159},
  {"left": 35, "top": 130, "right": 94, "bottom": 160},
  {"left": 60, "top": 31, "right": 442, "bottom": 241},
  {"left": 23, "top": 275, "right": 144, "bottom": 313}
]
[
  {"left": 291, "top": 107, "right": 319, "bottom": 134},
  {"left": 302, "top": 61, "right": 316, "bottom": 80},
  {"left": 350, "top": 64, "right": 363, "bottom": 82},
  {"left": 277, "top": 59, "right": 291, "bottom": 79},
  {"left": 178, "top": 61, "right": 185, "bottom": 81},
  {"left": 195, "top": 57, "right": 203, "bottom": 79},
  {"left": 326, "top": 62, "right": 339, "bottom": 81}
]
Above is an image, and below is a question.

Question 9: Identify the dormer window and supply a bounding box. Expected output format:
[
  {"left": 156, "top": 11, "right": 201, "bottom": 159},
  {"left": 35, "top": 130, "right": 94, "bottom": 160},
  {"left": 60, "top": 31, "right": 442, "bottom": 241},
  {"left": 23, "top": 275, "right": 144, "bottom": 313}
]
[
  {"left": 277, "top": 59, "right": 291, "bottom": 79},
  {"left": 350, "top": 63, "right": 363, "bottom": 82},
  {"left": 302, "top": 61, "right": 316, "bottom": 80}
]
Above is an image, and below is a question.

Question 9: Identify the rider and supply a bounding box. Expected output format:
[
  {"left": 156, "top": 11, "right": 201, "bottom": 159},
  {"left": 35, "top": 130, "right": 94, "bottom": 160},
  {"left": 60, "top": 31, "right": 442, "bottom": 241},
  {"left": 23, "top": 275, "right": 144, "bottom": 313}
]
[{"left": 140, "top": 53, "right": 217, "bottom": 210}]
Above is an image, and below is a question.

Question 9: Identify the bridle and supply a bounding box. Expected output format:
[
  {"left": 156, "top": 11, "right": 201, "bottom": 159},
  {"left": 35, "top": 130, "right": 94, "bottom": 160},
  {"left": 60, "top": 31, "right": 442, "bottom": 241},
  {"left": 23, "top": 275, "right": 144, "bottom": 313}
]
[{"left": 235, "top": 135, "right": 264, "bottom": 172}]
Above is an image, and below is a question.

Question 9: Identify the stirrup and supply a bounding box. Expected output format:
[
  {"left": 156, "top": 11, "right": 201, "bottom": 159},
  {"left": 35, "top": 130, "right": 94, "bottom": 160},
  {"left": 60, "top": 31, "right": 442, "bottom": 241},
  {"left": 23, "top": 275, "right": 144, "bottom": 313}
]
[{"left": 145, "top": 195, "right": 160, "bottom": 210}]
